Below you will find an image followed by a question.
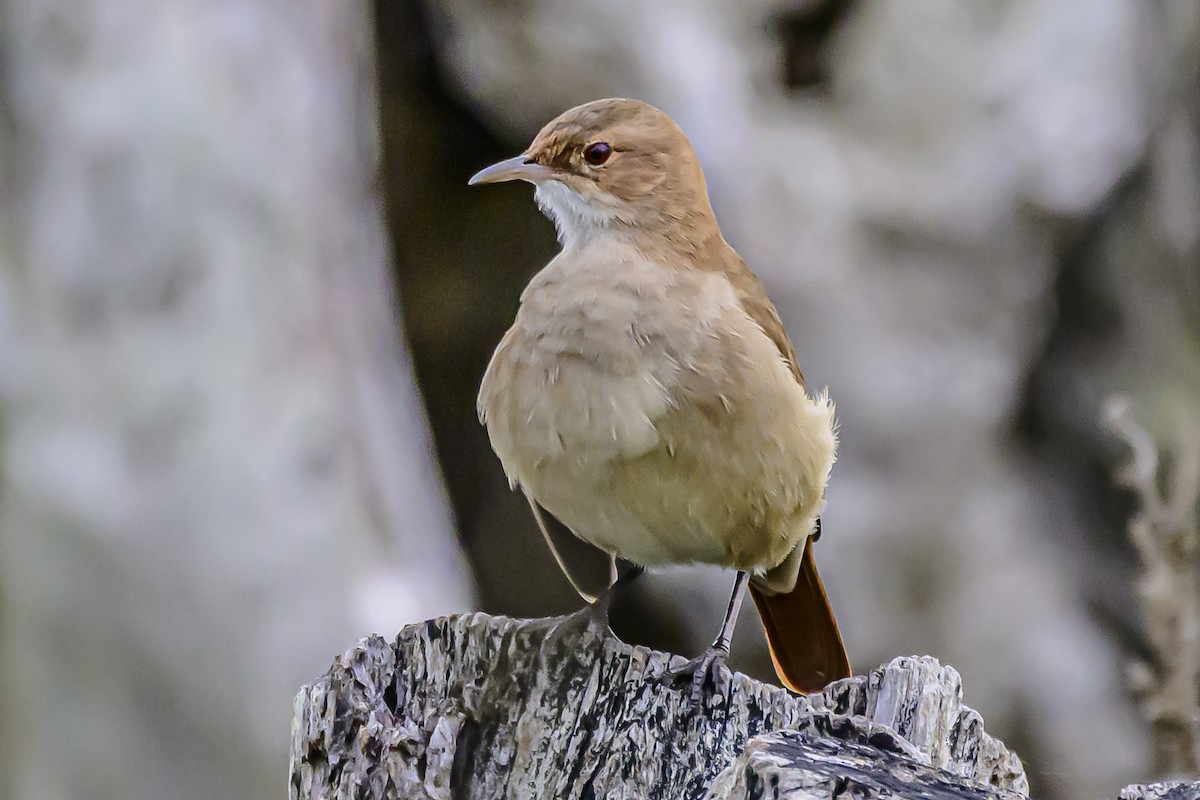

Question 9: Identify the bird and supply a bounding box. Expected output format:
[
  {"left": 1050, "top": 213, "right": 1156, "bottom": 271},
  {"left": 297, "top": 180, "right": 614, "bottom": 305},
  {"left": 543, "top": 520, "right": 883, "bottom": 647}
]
[{"left": 469, "top": 97, "right": 851, "bottom": 703}]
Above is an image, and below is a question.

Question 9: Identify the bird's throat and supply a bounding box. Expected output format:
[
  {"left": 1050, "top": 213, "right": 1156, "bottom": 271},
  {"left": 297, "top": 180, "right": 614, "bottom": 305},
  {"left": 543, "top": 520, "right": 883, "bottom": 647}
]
[{"left": 534, "top": 180, "right": 624, "bottom": 249}]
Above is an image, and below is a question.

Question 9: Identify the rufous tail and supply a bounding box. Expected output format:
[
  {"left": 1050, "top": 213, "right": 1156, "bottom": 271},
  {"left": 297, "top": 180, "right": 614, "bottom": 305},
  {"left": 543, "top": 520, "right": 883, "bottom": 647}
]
[{"left": 749, "top": 538, "right": 851, "bottom": 693}]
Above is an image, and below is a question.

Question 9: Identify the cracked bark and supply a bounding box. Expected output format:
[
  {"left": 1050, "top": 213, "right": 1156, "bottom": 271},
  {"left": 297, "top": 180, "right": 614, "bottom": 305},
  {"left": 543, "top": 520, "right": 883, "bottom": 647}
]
[
  {"left": 288, "top": 611, "right": 1200, "bottom": 798},
  {"left": 290, "top": 612, "right": 1030, "bottom": 799}
]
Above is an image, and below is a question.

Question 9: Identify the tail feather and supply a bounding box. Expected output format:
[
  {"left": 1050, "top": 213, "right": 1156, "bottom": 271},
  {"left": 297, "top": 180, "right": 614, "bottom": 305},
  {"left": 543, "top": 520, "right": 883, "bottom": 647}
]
[{"left": 750, "top": 538, "right": 851, "bottom": 693}]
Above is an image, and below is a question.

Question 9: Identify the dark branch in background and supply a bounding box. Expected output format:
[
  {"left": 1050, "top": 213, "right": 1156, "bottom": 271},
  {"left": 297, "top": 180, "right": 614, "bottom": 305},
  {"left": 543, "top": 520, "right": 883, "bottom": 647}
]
[
  {"left": 775, "top": 0, "right": 856, "bottom": 90},
  {"left": 1105, "top": 397, "right": 1200, "bottom": 777}
]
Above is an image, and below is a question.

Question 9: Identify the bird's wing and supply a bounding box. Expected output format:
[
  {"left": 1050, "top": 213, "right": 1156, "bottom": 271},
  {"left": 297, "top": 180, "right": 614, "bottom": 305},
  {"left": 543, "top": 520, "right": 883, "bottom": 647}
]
[{"left": 721, "top": 254, "right": 806, "bottom": 386}]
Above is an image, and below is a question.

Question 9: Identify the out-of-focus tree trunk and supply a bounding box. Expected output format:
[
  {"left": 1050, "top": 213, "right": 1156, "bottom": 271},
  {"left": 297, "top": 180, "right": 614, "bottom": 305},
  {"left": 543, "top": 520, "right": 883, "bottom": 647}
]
[{"left": 0, "top": 2, "right": 474, "bottom": 799}]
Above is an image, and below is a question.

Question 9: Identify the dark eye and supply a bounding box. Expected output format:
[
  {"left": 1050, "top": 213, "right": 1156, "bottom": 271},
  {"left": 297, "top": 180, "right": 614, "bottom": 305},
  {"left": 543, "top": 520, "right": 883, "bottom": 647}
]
[{"left": 583, "top": 142, "right": 611, "bottom": 166}]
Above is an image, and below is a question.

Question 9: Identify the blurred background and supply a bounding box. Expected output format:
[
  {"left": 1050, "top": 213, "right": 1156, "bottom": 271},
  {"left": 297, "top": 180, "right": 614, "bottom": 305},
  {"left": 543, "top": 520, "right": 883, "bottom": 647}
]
[{"left": 1, "top": 0, "right": 1198, "bottom": 798}]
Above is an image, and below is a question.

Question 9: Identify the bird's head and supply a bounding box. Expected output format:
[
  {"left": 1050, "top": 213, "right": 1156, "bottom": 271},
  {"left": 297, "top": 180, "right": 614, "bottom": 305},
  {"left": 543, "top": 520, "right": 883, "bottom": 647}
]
[{"left": 469, "top": 98, "right": 719, "bottom": 250}]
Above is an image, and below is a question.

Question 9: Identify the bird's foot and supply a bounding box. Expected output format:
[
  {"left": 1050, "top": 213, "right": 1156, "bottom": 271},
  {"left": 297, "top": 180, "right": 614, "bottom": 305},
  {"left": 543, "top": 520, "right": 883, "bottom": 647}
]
[{"left": 659, "top": 643, "right": 732, "bottom": 710}]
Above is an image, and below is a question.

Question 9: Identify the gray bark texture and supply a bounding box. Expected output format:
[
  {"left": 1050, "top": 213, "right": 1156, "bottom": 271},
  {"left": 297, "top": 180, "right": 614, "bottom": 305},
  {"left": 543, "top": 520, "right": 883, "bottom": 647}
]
[
  {"left": 289, "top": 612, "right": 1029, "bottom": 799},
  {"left": 1120, "top": 783, "right": 1200, "bottom": 800}
]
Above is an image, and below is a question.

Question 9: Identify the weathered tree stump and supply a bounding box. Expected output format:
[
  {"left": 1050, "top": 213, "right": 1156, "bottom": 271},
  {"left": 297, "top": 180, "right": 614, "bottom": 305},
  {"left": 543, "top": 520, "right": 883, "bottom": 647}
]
[
  {"left": 290, "top": 611, "right": 1030, "bottom": 798},
  {"left": 288, "top": 611, "right": 1198, "bottom": 799}
]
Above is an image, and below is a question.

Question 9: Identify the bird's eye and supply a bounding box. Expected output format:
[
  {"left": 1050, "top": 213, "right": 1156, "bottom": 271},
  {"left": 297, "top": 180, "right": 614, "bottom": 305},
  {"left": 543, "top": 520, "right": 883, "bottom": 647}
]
[{"left": 583, "top": 142, "right": 612, "bottom": 166}]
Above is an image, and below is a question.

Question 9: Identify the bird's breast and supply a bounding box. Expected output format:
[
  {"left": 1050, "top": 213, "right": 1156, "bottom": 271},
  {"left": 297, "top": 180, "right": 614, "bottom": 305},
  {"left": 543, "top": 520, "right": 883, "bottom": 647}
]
[
  {"left": 477, "top": 243, "right": 836, "bottom": 569},
  {"left": 479, "top": 246, "right": 699, "bottom": 474}
]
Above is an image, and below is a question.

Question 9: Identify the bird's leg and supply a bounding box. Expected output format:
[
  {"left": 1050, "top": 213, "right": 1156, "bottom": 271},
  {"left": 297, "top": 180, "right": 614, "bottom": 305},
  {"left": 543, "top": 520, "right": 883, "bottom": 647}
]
[
  {"left": 568, "top": 558, "right": 646, "bottom": 631},
  {"left": 587, "top": 559, "right": 645, "bottom": 623},
  {"left": 660, "top": 570, "right": 750, "bottom": 708}
]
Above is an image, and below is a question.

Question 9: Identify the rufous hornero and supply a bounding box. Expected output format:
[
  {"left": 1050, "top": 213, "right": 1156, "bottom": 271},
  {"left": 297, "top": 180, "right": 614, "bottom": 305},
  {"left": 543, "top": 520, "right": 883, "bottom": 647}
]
[{"left": 470, "top": 98, "right": 851, "bottom": 704}]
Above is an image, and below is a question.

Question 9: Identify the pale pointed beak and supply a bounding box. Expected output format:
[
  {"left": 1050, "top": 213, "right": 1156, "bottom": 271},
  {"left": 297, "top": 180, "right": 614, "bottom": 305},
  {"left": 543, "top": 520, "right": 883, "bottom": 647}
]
[{"left": 468, "top": 155, "right": 553, "bottom": 186}]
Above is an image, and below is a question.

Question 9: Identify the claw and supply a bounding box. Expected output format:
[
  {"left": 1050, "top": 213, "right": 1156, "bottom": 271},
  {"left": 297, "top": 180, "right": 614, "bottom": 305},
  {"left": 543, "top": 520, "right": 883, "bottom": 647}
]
[
  {"left": 657, "top": 572, "right": 748, "bottom": 712},
  {"left": 659, "top": 644, "right": 732, "bottom": 709}
]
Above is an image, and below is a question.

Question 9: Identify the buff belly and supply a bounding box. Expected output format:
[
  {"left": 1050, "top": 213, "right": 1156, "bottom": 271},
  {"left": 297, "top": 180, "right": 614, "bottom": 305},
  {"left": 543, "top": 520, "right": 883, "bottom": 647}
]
[
  {"left": 481, "top": 324, "right": 837, "bottom": 572},
  {"left": 478, "top": 247, "right": 836, "bottom": 573}
]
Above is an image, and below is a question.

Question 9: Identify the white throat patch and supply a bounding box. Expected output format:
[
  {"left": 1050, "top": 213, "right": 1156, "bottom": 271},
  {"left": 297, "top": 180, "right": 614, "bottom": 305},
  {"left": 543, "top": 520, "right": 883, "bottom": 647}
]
[{"left": 534, "top": 180, "right": 622, "bottom": 248}]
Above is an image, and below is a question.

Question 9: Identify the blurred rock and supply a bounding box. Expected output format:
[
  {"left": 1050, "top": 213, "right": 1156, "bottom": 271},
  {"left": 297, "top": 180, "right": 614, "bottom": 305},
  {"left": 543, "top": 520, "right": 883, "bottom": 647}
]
[{"left": 0, "top": 2, "right": 472, "bottom": 799}]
